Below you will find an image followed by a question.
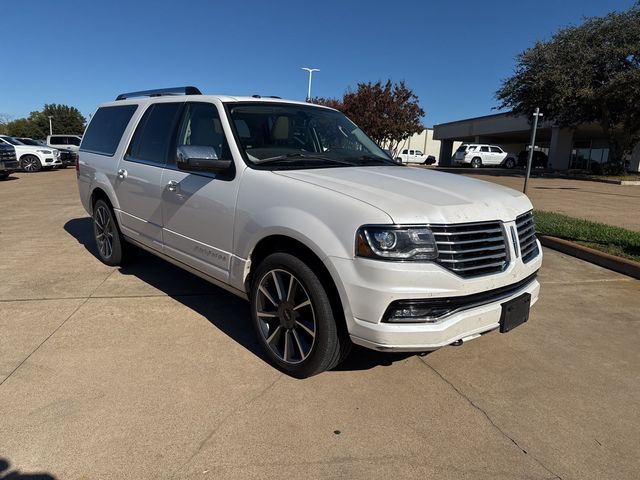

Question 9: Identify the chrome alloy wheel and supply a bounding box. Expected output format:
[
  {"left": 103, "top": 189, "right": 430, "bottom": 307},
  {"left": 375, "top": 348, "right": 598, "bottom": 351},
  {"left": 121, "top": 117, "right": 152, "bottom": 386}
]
[
  {"left": 255, "top": 269, "right": 317, "bottom": 364},
  {"left": 94, "top": 205, "right": 115, "bottom": 259}
]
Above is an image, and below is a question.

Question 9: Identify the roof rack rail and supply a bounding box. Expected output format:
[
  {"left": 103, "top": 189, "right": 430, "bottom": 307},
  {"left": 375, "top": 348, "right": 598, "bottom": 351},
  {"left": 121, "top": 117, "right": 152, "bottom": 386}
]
[
  {"left": 115, "top": 86, "right": 202, "bottom": 101},
  {"left": 251, "top": 95, "right": 282, "bottom": 99}
]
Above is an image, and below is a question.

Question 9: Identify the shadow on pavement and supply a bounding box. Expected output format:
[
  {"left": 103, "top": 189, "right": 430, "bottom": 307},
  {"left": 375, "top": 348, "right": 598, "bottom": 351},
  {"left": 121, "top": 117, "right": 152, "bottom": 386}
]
[
  {"left": 64, "top": 217, "right": 413, "bottom": 372},
  {"left": 0, "top": 458, "right": 56, "bottom": 480}
]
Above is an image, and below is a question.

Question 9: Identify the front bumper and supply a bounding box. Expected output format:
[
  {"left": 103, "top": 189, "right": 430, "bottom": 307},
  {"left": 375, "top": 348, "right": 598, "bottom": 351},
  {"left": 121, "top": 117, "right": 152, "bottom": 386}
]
[
  {"left": 327, "top": 239, "right": 543, "bottom": 352},
  {"left": 0, "top": 160, "right": 19, "bottom": 172}
]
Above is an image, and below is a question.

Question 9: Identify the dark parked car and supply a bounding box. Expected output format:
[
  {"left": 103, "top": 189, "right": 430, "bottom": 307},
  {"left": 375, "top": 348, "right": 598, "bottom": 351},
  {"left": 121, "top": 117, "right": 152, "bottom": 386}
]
[
  {"left": 17, "top": 137, "right": 77, "bottom": 168},
  {"left": 0, "top": 143, "right": 18, "bottom": 180},
  {"left": 517, "top": 150, "right": 548, "bottom": 169}
]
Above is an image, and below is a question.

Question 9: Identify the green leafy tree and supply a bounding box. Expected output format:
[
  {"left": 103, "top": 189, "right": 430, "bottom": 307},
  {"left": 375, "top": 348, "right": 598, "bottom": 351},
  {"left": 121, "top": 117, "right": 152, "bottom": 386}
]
[
  {"left": 496, "top": 2, "right": 640, "bottom": 172},
  {"left": 3, "top": 104, "right": 86, "bottom": 140},
  {"left": 314, "top": 80, "right": 424, "bottom": 156}
]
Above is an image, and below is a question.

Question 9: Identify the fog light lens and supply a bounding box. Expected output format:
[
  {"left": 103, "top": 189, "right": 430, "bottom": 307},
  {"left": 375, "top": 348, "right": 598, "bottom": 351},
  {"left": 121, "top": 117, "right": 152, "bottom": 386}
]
[{"left": 384, "top": 302, "right": 453, "bottom": 323}]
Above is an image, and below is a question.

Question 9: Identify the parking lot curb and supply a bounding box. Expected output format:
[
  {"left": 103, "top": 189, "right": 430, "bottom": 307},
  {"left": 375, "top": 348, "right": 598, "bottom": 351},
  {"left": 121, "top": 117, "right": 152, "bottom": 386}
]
[{"left": 539, "top": 235, "right": 640, "bottom": 280}]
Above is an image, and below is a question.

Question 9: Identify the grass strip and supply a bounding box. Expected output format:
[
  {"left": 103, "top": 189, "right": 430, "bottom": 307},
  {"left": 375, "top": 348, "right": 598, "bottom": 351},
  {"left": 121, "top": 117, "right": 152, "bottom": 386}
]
[{"left": 533, "top": 210, "right": 640, "bottom": 262}]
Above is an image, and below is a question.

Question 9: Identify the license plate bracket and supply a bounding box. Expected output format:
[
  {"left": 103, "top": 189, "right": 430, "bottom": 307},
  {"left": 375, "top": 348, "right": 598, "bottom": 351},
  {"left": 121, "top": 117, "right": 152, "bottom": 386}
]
[{"left": 499, "top": 293, "right": 531, "bottom": 333}]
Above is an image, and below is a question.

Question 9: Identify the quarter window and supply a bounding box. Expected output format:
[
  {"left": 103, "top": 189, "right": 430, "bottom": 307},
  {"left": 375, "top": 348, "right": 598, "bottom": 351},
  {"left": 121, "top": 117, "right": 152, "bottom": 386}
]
[
  {"left": 127, "top": 103, "right": 183, "bottom": 166},
  {"left": 490, "top": 147, "right": 502, "bottom": 153},
  {"left": 81, "top": 104, "right": 138, "bottom": 156}
]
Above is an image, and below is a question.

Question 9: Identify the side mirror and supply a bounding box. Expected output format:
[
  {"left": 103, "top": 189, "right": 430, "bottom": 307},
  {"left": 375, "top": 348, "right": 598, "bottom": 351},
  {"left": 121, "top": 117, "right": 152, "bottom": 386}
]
[{"left": 176, "top": 145, "right": 232, "bottom": 173}]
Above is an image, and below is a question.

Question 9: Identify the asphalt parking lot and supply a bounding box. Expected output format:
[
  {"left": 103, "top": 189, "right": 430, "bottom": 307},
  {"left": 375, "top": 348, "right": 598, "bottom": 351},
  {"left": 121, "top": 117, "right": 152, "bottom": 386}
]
[{"left": 1, "top": 168, "right": 639, "bottom": 479}]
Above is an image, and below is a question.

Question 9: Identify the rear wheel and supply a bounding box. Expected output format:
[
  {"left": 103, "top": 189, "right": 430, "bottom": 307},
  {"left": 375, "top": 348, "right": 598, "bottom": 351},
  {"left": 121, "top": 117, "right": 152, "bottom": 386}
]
[
  {"left": 93, "top": 199, "right": 128, "bottom": 266},
  {"left": 21, "top": 155, "right": 42, "bottom": 172},
  {"left": 0, "top": 172, "right": 8, "bottom": 180},
  {"left": 471, "top": 157, "right": 482, "bottom": 168},
  {"left": 250, "top": 252, "right": 348, "bottom": 378}
]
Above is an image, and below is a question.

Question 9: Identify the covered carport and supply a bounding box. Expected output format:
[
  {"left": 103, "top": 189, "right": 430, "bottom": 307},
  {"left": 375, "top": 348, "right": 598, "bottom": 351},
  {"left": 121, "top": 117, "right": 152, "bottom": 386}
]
[{"left": 433, "top": 112, "right": 605, "bottom": 170}]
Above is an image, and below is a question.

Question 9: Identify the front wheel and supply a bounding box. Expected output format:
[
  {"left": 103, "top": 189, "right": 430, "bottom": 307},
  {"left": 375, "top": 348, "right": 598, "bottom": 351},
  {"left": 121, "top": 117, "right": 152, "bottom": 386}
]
[
  {"left": 250, "top": 253, "right": 349, "bottom": 378},
  {"left": 21, "top": 155, "right": 42, "bottom": 172},
  {"left": 504, "top": 158, "right": 516, "bottom": 169}
]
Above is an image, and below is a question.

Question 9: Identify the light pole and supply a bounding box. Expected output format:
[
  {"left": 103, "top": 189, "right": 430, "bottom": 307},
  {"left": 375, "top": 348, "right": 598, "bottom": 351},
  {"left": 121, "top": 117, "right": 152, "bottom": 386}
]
[
  {"left": 48, "top": 116, "right": 54, "bottom": 136},
  {"left": 301, "top": 67, "right": 320, "bottom": 102},
  {"left": 523, "top": 107, "right": 543, "bottom": 194}
]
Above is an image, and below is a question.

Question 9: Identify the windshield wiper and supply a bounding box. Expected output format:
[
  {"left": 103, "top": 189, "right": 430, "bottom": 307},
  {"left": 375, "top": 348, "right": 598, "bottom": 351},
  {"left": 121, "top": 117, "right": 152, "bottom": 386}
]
[
  {"left": 351, "top": 155, "right": 397, "bottom": 165},
  {"left": 253, "top": 153, "right": 356, "bottom": 166}
]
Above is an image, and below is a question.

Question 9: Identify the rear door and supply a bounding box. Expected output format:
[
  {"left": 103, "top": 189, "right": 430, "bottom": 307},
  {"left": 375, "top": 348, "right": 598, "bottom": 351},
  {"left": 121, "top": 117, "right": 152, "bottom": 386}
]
[
  {"left": 160, "top": 101, "right": 239, "bottom": 283},
  {"left": 489, "top": 146, "right": 505, "bottom": 165},
  {"left": 479, "top": 145, "right": 491, "bottom": 163},
  {"left": 114, "top": 101, "right": 184, "bottom": 251}
]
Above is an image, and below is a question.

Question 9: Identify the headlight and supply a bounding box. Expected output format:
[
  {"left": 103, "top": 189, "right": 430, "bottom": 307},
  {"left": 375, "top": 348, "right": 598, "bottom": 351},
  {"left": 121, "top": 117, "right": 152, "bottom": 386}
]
[
  {"left": 356, "top": 225, "right": 438, "bottom": 261},
  {"left": 37, "top": 149, "right": 52, "bottom": 154}
]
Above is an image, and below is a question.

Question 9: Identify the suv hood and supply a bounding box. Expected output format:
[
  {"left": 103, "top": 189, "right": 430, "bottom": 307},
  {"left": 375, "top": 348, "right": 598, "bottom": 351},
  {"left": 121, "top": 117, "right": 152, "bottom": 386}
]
[{"left": 275, "top": 166, "right": 532, "bottom": 224}]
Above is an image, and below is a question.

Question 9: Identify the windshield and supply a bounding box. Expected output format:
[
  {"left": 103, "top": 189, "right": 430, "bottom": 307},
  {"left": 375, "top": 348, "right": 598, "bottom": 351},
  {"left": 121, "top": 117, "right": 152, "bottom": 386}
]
[
  {"left": 227, "top": 103, "right": 395, "bottom": 168},
  {"left": 1, "top": 136, "right": 24, "bottom": 146},
  {"left": 17, "top": 138, "right": 40, "bottom": 146},
  {"left": 68, "top": 137, "right": 81, "bottom": 146}
]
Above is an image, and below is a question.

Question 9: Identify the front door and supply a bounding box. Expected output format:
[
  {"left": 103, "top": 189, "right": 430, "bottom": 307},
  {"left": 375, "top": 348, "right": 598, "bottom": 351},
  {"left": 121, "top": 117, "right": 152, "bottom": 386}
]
[
  {"left": 160, "top": 101, "right": 239, "bottom": 283},
  {"left": 114, "top": 101, "right": 184, "bottom": 250}
]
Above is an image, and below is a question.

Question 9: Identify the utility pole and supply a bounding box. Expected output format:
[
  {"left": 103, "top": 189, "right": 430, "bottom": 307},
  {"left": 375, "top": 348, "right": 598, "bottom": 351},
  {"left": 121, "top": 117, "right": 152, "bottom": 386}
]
[
  {"left": 301, "top": 67, "right": 320, "bottom": 102},
  {"left": 48, "top": 116, "right": 54, "bottom": 136},
  {"left": 523, "top": 107, "right": 543, "bottom": 194}
]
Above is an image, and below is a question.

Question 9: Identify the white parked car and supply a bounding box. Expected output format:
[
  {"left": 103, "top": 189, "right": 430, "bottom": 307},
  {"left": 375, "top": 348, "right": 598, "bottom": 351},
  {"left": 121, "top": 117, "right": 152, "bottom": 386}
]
[
  {"left": 0, "top": 135, "right": 61, "bottom": 172},
  {"left": 78, "top": 87, "right": 542, "bottom": 378},
  {"left": 454, "top": 144, "right": 516, "bottom": 168},
  {"left": 396, "top": 149, "right": 436, "bottom": 165},
  {"left": 47, "top": 134, "right": 82, "bottom": 152}
]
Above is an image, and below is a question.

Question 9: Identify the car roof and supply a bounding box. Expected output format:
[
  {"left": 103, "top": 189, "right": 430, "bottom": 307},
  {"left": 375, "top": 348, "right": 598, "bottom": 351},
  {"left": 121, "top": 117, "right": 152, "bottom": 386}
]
[{"left": 96, "top": 95, "right": 337, "bottom": 111}]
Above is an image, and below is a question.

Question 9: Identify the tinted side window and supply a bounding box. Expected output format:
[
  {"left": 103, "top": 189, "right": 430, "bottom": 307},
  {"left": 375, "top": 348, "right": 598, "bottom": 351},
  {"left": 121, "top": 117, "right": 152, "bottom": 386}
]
[
  {"left": 69, "top": 137, "right": 81, "bottom": 146},
  {"left": 172, "top": 102, "right": 231, "bottom": 165},
  {"left": 50, "top": 136, "right": 65, "bottom": 144},
  {"left": 127, "top": 103, "right": 182, "bottom": 166},
  {"left": 81, "top": 105, "right": 138, "bottom": 156},
  {"left": 480, "top": 146, "right": 489, "bottom": 152},
  {"left": 490, "top": 147, "right": 502, "bottom": 153}
]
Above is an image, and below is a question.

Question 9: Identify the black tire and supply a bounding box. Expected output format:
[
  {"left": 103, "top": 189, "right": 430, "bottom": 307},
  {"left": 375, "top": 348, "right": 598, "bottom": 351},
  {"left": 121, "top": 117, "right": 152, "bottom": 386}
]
[
  {"left": 504, "top": 158, "right": 516, "bottom": 169},
  {"left": 250, "top": 252, "right": 348, "bottom": 378},
  {"left": 470, "top": 157, "right": 482, "bottom": 168},
  {"left": 0, "top": 172, "right": 8, "bottom": 180},
  {"left": 92, "top": 198, "right": 128, "bottom": 266},
  {"left": 21, "top": 155, "right": 42, "bottom": 172},
  {"left": 58, "top": 165, "right": 68, "bottom": 169}
]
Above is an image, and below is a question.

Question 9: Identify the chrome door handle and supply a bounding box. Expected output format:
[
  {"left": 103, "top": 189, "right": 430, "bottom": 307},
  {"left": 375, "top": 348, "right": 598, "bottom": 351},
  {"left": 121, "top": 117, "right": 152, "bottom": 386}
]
[
  {"left": 167, "top": 180, "right": 179, "bottom": 192},
  {"left": 117, "top": 168, "right": 127, "bottom": 179}
]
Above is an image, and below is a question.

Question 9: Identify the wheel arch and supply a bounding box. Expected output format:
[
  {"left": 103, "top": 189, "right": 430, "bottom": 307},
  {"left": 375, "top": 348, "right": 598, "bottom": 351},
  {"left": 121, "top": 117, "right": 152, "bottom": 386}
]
[{"left": 245, "top": 234, "right": 348, "bottom": 334}]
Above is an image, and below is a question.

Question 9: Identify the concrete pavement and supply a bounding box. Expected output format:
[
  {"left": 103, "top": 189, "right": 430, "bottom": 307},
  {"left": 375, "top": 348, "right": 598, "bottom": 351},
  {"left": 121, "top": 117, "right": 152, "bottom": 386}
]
[
  {"left": 1, "top": 168, "right": 639, "bottom": 479},
  {"left": 455, "top": 169, "right": 640, "bottom": 231}
]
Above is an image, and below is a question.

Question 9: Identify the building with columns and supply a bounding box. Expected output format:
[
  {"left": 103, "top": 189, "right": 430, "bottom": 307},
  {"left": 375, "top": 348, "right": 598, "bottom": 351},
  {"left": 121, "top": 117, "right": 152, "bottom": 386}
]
[{"left": 433, "top": 112, "right": 640, "bottom": 172}]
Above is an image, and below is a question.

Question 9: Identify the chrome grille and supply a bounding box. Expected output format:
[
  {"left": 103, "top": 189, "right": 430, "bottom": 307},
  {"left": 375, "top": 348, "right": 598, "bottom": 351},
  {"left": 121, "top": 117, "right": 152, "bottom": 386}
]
[
  {"left": 516, "top": 211, "right": 539, "bottom": 263},
  {"left": 431, "top": 221, "right": 509, "bottom": 277}
]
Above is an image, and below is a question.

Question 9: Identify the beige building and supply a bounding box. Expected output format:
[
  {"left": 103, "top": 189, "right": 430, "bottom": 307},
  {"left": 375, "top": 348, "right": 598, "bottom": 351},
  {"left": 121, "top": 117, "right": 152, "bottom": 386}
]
[{"left": 386, "top": 129, "right": 461, "bottom": 164}]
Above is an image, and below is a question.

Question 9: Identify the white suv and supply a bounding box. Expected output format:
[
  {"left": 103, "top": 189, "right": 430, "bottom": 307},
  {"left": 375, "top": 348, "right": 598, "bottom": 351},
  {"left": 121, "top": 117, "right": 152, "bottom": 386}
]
[
  {"left": 0, "top": 135, "right": 61, "bottom": 171},
  {"left": 454, "top": 144, "right": 516, "bottom": 168},
  {"left": 47, "top": 134, "right": 82, "bottom": 152},
  {"left": 77, "top": 87, "right": 542, "bottom": 378}
]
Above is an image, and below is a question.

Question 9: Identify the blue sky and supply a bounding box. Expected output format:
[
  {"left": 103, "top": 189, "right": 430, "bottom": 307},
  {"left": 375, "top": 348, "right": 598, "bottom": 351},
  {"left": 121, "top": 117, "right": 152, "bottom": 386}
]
[{"left": 1, "top": 0, "right": 635, "bottom": 127}]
